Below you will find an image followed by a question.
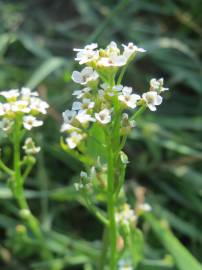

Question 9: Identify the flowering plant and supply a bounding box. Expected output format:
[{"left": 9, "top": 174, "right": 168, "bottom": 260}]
[
  {"left": 0, "top": 88, "right": 50, "bottom": 254},
  {"left": 61, "top": 41, "right": 169, "bottom": 269}
]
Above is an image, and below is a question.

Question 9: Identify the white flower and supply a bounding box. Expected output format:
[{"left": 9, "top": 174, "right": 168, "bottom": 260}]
[
  {"left": 29, "top": 98, "right": 49, "bottom": 114},
  {"left": 142, "top": 91, "right": 162, "bottom": 111},
  {"left": 21, "top": 87, "right": 38, "bottom": 98},
  {"left": 100, "top": 84, "right": 123, "bottom": 97},
  {"left": 0, "top": 89, "right": 19, "bottom": 100},
  {"left": 72, "top": 67, "right": 99, "bottom": 85},
  {"left": 118, "top": 87, "right": 140, "bottom": 109},
  {"left": 95, "top": 109, "right": 111, "bottom": 124},
  {"left": 61, "top": 109, "right": 79, "bottom": 132},
  {"left": 22, "top": 137, "right": 41, "bottom": 155},
  {"left": 76, "top": 110, "right": 95, "bottom": 124},
  {"left": 72, "top": 101, "right": 82, "bottom": 111},
  {"left": 23, "top": 116, "right": 43, "bottom": 130},
  {"left": 122, "top": 42, "right": 146, "bottom": 59},
  {"left": 106, "top": 41, "right": 120, "bottom": 55},
  {"left": 72, "top": 87, "right": 91, "bottom": 99},
  {"left": 74, "top": 43, "right": 99, "bottom": 65},
  {"left": 72, "top": 98, "right": 94, "bottom": 112},
  {"left": 150, "top": 78, "right": 169, "bottom": 92},
  {"left": 116, "top": 204, "right": 136, "bottom": 226},
  {"left": 0, "top": 103, "right": 11, "bottom": 116},
  {"left": 11, "top": 100, "right": 30, "bottom": 113},
  {"left": 66, "top": 132, "right": 83, "bottom": 149},
  {"left": 98, "top": 55, "right": 127, "bottom": 67},
  {"left": 62, "top": 109, "right": 76, "bottom": 123},
  {"left": 0, "top": 118, "right": 14, "bottom": 132},
  {"left": 80, "top": 171, "right": 88, "bottom": 178}
]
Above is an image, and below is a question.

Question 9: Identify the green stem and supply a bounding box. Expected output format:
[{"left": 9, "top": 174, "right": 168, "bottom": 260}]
[
  {"left": 106, "top": 138, "right": 117, "bottom": 270},
  {"left": 13, "top": 119, "right": 42, "bottom": 239},
  {"left": 0, "top": 159, "right": 13, "bottom": 176},
  {"left": 82, "top": 196, "right": 109, "bottom": 226},
  {"left": 130, "top": 104, "right": 146, "bottom": 121}
]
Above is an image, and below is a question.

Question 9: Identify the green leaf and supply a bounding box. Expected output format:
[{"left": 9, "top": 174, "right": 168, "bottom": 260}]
[
  {"left": 145, "top": 214, "right": 202, "bottom": 270},
  {"left": 86, "top": 123, "right": 107, "bottom": 163},
  {"left": 129, "top": 228, "right": 144, "bottom": 268}
]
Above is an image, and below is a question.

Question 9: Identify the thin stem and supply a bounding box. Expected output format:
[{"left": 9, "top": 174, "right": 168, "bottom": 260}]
[
  {"left": 82, "top": 196, "right": 109, "bottom": 226},
  {"left": 22, "top": 161, "right": 35, "bottom": 183},
  {"left": 106, "top": 136, "right": 117, "bottom": 270},
  {"left": 0, "top": 159, "right": 13, "bottom": 176},
  {"left": 130, "top": 104, "right": 146, "bottom": 121},
  {"left": 12, "top": 119, "right": 42, "bottom": 239}
]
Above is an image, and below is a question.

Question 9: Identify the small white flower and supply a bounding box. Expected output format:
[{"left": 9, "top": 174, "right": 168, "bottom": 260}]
[
  {"left": 106, "top": 41, "right": 120, "bottom": 55},
  {"left": 76, "top": 110, "right": 95, "bottom": 124},
  {"left": 0, "top": 118, "right": 14, "bottom": 132},
  {"left": 29, "top": 98, "right": 49, "bottom": 114},
  {"left": 95, "top": 109, "right": 111, "bottom": 124},
  {"left": 0, "top": 89, "right": 19, "bottom": 100},
  {"left": 72, "top": 67, "right": 99, "bottom": 85},
  {"left": 72, "top": 87, "right": 91, "bottom": 99},
  {"left": 72, "top": 101, "right": 82, "bottom": 111},
  {"left": 21, "top": 87, "right": 38, "bottom": 98},
  {"left": 80, "top": 171, "right": 88, "bottom": 178},
  {"left": 116, "top": 204, "right": 136, "bottom": 227},
  {"left": 118, "top": 87, "right": 140, "bottom": 109},
  {"left": 100, "top": 84, "right": 123, "bottom": 97},
  {"left": 98, "top": 55, "right": 127, "bottom": 67},
  {"left": 11, "top": 100, "right": 30, "bottom": 113},
  {"left": 142, "top": 91, "right": 162, "bottom": 111},
  {"left": 74, "top": 43, "right": 99, "bottom": 64},
  {"left": 82, "top": 98, "right": 95, "bottom": 110},
  {"left": 122, "top": 42, "right": 146, "bottom": 59},
  {"left": 22, "top": 137, "right": 41, "bottom": 155},
  {"left": 62, "top": 109, "right": 76, "bottom": 123},
  {"left": 0, "top": 103, "right": 11, "bottom": 116},
  {"left": 72, "top": 98, "right": 95, "bottom": 112},
  {"left": 23, "top": 116, "right": 43, "bottom": 130},
  {"left": 66, "top": 132, "right": 83, "bottom": 149},
  {"left": 150, "top": 78, "right": 169, "bottom": 92}
]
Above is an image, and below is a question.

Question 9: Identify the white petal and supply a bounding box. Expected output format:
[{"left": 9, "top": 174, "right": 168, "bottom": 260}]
[
  {"left": 72, "top": 71, "right": 83, "bottom": 84},
  {"left": 155, "top": 95, "right": 163, "bottom": 105},
  {"left": 72, "top": 102, "right": 82, "bottom": 110},
  {"left": 148, "top": 104, "right": 156, "bottom": 111}
]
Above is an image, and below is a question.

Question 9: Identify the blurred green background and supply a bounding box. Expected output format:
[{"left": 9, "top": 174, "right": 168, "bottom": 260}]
[{"left": 0, "top": 0, "right": 202, "bottom": 269}]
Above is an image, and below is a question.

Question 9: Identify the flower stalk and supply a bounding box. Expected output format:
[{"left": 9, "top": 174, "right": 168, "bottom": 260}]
[{"left": 61, "top": 41, "right": 169, "bottom": 269}]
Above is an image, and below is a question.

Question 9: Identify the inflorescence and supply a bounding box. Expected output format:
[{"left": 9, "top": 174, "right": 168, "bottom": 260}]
[{"left": 61, "top": 41, "right": 168, "bottom": 150}]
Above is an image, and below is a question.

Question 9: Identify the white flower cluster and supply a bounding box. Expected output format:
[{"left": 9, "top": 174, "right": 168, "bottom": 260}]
[
  {"left": 115, "top": 203, "right": 136, "bottom": 227},
  {"left": 74, "top": 171, "right": 92, "bottom": 191},
  {"left": 0, "top": 87, "right": 49, "bottom": 133},
  {"left": 61, "top": 42, "right": 168, "bottom": 149},
  {"left": 73, "top": 41, "right": 145, "bottom": 67}
]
